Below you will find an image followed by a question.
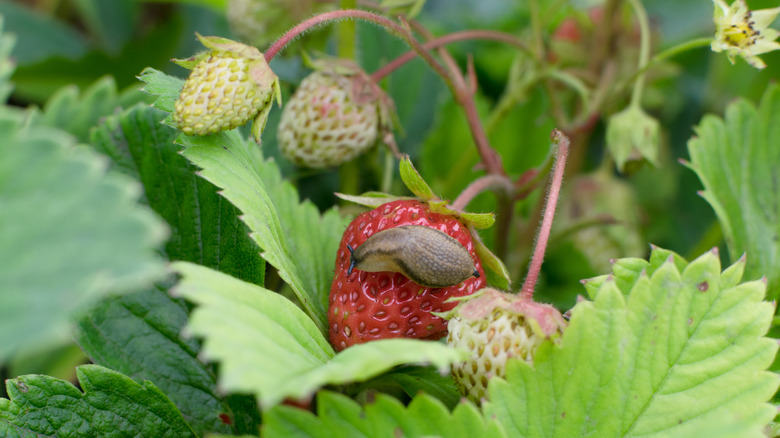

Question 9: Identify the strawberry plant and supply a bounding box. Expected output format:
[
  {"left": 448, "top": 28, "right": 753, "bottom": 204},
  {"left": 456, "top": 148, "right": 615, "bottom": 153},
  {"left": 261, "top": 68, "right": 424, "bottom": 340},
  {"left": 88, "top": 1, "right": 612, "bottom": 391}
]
[{"left": 1, "top": 1, "right": 780, "bottom": 437}]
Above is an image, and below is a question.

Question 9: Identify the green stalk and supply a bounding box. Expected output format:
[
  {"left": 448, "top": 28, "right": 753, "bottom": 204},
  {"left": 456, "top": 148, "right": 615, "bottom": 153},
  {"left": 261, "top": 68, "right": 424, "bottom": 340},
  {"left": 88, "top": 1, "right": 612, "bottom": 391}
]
[
  {"left": 337, "top": 0, "right": 359, "bottom": 195},
  {"left": 628, "top": 0, "right": 651, "bottom": 108},
  {"left": 338, "top": 0, "right": 357, "bottom": 58}
]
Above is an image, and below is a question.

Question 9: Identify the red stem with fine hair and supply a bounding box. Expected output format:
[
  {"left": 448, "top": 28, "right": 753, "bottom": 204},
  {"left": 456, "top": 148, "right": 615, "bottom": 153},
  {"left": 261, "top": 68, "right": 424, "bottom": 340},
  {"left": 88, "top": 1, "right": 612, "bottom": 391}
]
[
  {"left": 264, "top": 9, "right": 452, "bottom": 95},
  {"left": 520, "top": 130, "right": 570, "bottom": 300}
]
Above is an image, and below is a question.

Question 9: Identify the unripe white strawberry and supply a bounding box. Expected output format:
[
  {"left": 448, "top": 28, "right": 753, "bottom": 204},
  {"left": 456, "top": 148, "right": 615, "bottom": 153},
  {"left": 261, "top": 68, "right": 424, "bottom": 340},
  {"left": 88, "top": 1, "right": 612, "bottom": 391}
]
[
  {"left": 277, "top": 60, "right": 390, "bottom": 169},
  {"left": 173, "top": 34, "right": 281, "bottom": 142},
  {"left": 446, "top": 288, "right": 567, "bottom": 403}
]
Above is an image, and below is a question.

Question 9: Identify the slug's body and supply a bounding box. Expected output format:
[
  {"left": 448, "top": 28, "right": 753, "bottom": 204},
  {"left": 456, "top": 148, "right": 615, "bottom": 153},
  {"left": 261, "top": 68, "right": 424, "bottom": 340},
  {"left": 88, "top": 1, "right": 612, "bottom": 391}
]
[{"left": 347, "top": 225, "right": 480, "bottom": 288}]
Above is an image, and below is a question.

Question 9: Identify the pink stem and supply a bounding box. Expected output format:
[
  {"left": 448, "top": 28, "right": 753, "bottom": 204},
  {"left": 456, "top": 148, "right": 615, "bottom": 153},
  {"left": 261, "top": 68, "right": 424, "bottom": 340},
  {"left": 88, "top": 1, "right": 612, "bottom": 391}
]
[
  {"left": 370, "top": 30, "right": 528, "bottom": 82},
  {"left": 264, "top": 9, "right": 451, "bottom": 90},
  {"left": 452, "top": 174, "right": 513, "bottom": 211},
  {"left": 520, "top": 129, "right": 570, "bottom": 300}
]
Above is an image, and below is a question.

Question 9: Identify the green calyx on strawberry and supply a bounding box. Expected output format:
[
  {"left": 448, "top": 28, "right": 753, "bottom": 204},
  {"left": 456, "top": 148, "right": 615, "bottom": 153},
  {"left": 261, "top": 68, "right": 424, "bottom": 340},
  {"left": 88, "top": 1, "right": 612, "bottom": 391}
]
[
  {"left": 277, "top": 58, "right": 396, "bottom": 169},
  {"left": 445, "top": 288, "right": 567, "bottom": 403},
  {"left": 328, "top": 157, "right": 511, "bottom": 351},
  {"left": 172, "top": 34, "right": 281, "bottom": 143}
]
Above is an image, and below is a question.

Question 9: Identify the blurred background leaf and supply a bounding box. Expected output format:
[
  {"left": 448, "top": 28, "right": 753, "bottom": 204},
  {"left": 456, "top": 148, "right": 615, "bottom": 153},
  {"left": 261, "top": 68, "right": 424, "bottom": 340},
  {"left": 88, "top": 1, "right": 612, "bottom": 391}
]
[{"left": 0, "top": 110, "right": 168, "bottom": 362}]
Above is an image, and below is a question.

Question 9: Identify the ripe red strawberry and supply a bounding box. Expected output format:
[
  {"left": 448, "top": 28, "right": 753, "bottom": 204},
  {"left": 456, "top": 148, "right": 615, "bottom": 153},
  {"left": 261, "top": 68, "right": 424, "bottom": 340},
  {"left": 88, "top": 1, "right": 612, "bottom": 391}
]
[{"left": 328, "top": 199, "right": 487, "bottom": 351}]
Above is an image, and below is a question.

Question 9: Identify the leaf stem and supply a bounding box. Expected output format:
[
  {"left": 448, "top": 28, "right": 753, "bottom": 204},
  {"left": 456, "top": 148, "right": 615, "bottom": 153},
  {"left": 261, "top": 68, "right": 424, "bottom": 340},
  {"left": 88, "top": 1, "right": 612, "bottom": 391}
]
[
  {"left": 521, "top": 130, "right": 570, "bottom": 300},
  {"left": 338, "top": 0, "right": 358, "bottom": 58},
  {"left": 265, "top": 10, "right": 454, "bottom": 96},
  {"left": 628, "top": 0, "right": 651, "bottom": 108},
  {"left": 618, "top": 37, "right": 712, "bottom": 93},
  {"left": 452, "top": 174, "right": 514, "bottom": 211},
  {"left": 370, "top": 30, "right": 531, "bottom": 82}
]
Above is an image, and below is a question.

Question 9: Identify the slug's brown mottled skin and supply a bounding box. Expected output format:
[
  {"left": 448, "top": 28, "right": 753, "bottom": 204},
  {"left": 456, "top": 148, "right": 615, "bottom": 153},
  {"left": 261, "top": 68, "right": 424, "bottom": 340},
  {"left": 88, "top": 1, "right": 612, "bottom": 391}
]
[{"left": 347, "top": 225, "right": 480, "bottom": 288}]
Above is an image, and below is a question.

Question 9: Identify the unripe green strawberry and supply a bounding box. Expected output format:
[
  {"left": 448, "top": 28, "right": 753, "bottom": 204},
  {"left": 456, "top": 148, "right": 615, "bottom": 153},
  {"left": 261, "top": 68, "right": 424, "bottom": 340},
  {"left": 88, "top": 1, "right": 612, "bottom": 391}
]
[
  {"left": 446, "top": 288, "right": 566, "bottom": 402},
  {"left": 278, "top": 61, "right": 389, "bottom": 168},
  {"left": 173, "top": 34, "right": 281, "bottom": 142}
]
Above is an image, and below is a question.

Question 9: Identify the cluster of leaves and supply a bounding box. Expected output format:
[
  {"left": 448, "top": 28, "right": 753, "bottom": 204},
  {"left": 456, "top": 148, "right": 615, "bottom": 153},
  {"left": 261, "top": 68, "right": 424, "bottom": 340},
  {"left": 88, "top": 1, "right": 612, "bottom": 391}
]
[{"left": 1, "top": 1, "right": 780, "bottom": 437}]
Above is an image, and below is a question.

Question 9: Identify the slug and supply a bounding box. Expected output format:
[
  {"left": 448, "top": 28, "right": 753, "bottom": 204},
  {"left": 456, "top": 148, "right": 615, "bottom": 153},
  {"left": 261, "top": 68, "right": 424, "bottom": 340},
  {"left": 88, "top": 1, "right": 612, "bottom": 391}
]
[{"left": 346, "top": 225, "right": 480, "bottom": 288}]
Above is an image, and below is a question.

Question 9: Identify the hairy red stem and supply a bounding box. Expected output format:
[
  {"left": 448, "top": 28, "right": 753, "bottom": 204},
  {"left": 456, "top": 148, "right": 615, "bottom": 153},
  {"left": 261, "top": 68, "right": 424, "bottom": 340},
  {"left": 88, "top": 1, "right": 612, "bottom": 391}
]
[
  {"left": 520, "top": 130, "right": 570, "bottom": 300},
  {"left": 264, "top": 9, "right": 452, "bottom": 94},
  {"left": 452, "top": 174, "right": 514, "bottom": 211},
  {"left": 370, "top": 30, "right": 527, "bottom": 82}
]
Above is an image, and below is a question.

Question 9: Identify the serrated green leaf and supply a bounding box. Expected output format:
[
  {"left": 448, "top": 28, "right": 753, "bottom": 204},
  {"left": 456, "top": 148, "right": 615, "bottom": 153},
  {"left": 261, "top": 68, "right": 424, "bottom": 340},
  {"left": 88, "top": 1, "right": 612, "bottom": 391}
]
[
  {"left": 76, "top": 103, "right": 263, "bottom": 435},
  {"left": 381, "top": 366, "right": 462, "bottom": 409},
  {"left": 484, "top": 248, "right": 779, "bottom": 437},
  {"left": 138, "top": 67, "right": 182, "bottom": 115},
  {"left": 335, "top": 192, "right": 412, "bottom": 208},
  {"left": 8, "top": 343, "right": 85, "bottom": 384},
  {"left": 400, "top": 156, "right": 437, "bottom": 200},
  {"left": 427, "top": 200, "right": 496, "bottom": 229},
  {"left": 313, "top": 339, "right": 466, "bottom": 389},
  {"left": 457, "top": 211, "right": 496, "bottom": 229},
  {"left": 76, "top": 285, "right": 241, "bottom": 436},
  {"left": 90, "top": 104, "right": 264, "bottom": 283},
  {"left": 686, "top": 84, "right": 780, "bottom": 298},
  {"left": 647, "top": 245, "right": 688, "bottom": 272},
  {"left": 0, "top": 365, "right": 197, "bottom": 437},
  {"left": 173, "top": 262, "right": 468, "bottom": 409},
  {"left": 263, "top": 391, "right": 506, "bottom": 438},
  {"left": 583, "top": 246, "right": 689, "bottom": 300},
  {"left": 0, "top": 110, "right": 167, "bottom": 361},
  {"left": 140, "top": 67, "right": 347, "bottom": 331},
  {"left": 473, "top": 231, "right": 511, "bottom": 290},
  {"left": 31, "top": 76, "right": 148, "bottom": 143},
  {"left": 581, "top": 257, "right": 648, "bottom": 299},
  {"left": 180, "top": 135, "right": 345, "bottom": 331}
]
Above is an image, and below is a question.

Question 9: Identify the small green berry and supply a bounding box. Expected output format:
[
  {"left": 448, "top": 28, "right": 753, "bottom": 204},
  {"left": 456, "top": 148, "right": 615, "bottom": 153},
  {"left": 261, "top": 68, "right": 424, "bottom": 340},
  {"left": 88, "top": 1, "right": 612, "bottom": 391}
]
[
  {"left": 446, "top": 288, "right": 567, "bottom": 403},
  {"left": 172, "top": 34, "right": 281, "bottom": 141},
  {"left": 278, "top": 61, "right": 390, "bottom": 168}
]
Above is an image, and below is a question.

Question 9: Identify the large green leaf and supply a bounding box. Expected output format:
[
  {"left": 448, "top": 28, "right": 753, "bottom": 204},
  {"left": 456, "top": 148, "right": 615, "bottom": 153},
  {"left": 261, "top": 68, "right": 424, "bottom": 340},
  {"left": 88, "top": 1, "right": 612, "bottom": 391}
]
[
  {"left": 686, "top": 84, "right": 780, "bottom": 298},
  {"left": 30, "top": 76, "right": 150, "bottom": 143},
  {"left": 263, "top": 391, "right": 506, "bottom": 438},
  {"left": 355, "top": 366, "right": 462, "bottom": 410},
  {"left": 484, "top": 247, "right": 779, "bottom": 437},
  {"left": 0, "top": 365, "right": 197, "bottom": 437},
  {"left": 140, "top": 67, "right": 347, "bottom": 332},
  {"left": 76, "top": 104, "right": 263, "bottom": 435},
  {"left": 89, "top": 104, "right": 264, "bottom": 283},
  {"left": 0, "top": 110, "right": 167, "bottom": 361},
  {"left": 173, "top": 262, "right": 468, "bottom": 409},
  {"left": 76, "top": 285, "right": 239, "bottom": 436}
]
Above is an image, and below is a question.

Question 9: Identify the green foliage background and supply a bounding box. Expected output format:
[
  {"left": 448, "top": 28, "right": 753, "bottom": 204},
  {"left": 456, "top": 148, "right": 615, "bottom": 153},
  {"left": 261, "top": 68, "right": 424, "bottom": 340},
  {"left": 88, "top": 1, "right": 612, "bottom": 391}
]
[{"left": 0, "top": 0, "right": 779, "bottom": 436}]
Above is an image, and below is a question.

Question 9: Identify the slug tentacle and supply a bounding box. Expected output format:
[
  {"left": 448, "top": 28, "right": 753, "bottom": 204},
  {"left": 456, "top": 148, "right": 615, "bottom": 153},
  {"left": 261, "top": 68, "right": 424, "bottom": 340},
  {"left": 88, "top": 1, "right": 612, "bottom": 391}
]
[
  {"left": 346, "top": 244, "right": 357, "bottom": 275},
  {"left": 348, "top": 225, "right": 478, "bottom": 288}
]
